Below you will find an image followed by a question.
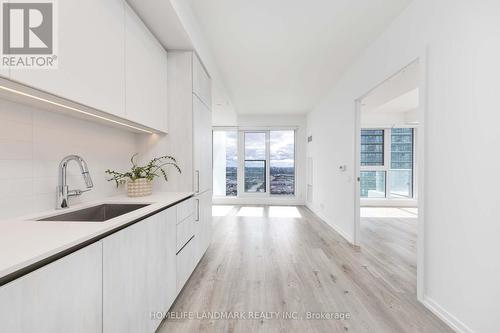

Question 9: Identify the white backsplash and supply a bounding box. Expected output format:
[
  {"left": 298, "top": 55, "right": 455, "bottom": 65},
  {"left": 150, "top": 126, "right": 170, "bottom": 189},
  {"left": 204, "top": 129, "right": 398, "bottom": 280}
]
[{"left": 0, "top": 98, "right": 140, "bottom": 220}]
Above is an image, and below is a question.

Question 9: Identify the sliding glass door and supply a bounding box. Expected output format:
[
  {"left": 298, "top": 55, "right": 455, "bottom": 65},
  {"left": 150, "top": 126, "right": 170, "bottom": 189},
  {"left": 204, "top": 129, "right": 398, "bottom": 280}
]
[
  {"left": 244, "top": 132, "right": 267, "bottom": 193},
  {"left": 242, "top": 130, "right": 295, "bottom": 196}
]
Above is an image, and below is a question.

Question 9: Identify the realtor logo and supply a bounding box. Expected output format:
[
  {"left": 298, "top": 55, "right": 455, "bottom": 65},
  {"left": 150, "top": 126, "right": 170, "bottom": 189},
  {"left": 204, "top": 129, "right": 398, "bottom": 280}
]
[
  {"left": 1, "top": 0, "right": 57, "bottom": 68},
  {"left": 3, "top": 2, "right": 53, "bottom": 54}
]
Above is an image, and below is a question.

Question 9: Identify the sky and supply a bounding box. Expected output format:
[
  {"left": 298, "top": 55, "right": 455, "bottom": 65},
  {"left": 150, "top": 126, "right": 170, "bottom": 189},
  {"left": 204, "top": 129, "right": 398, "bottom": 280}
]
[
  {"left": 224, "top": 131, "right": 238, "bottom": 167},
  {"left": 221, "top": 130, "right": 295, "bottom": 168}
]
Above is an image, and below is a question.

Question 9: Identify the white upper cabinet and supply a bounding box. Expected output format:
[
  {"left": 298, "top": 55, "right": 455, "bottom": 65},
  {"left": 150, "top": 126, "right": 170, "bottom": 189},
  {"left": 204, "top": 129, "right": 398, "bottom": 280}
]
[
  {"left": 10, "top": 0, "right": 126, "bottom": 117},
  {"left": 192, "top": 55, "right": 212, "bottom": 108},
  {"left": 125, "top": 4, "right": 168, "bottom": 132},
  {"left": 6, "top": 0, "right": 169, "bottom": 132},
  {"left": 0, "top": 67, "right": 8, "bottom": 79}
]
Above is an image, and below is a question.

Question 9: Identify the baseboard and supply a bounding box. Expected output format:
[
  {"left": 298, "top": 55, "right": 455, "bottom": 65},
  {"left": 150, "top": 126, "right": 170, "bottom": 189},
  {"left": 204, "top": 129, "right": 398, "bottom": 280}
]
[
  {"left": 421, "top": 296, "right": 474, "bottom": 333},
  {"left": 304, "top": 204, "right": 354, "bottom": 244}
]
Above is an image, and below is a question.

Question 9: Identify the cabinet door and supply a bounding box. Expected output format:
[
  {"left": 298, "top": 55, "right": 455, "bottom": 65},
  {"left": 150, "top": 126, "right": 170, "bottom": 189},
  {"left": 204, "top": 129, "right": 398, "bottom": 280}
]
[
  {"left": 103, "top": 208, "right": 176, "bottom": 333},
  {"left": 0, "top": 242, "right": 102, "bottom": 333},
  {"left": 0, "top": 67, "right": 8, "bottom": 79},
  {"left": 159, "top": 208, "right": 178, "bottom": 317},
  {"left": 10, "top": 0, "right": 126, "bottom": 117},
  {"left": 201, "top": 190, "right": 213, "bottom": 254},
  {"left": 192, "top": 54, "right": 211, "bottom": 108},
  {"left": 193, "top": 95, "right": 213, "bottom": 193},
  {"left": 125, "top": 4, "right": 168, "bottom": 132}
]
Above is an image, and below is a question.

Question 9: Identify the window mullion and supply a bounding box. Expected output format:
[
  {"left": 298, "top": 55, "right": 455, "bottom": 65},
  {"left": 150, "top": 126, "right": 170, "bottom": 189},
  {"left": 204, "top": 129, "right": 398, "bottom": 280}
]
[
  {"left": 385, "top": 128, "right": 391, "bottom": 198},
  {"left": 237, "top": 130, "right": 245, "bottom": 196},
  {"left": 266, "top": 131, "right": 270, "bottom": 197}
]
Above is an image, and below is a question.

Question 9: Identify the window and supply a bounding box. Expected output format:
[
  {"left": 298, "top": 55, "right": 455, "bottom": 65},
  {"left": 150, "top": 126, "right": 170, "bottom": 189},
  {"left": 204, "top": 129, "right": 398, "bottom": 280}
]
[
  {"left": 214, "top": 129, "right": 296, "bottom": 198},
  {"left": 361, "top": 130, "right": 384, "bottom": 166},
  {"left": 270, "top": 130, "right": 295, "bottom": 195},
  {"left": 390, "top": 128, "right": 414, "bottom": 198},
  {"left": 213, "top": 130, "right": 238, "bottom": 196},
  {"left": 360, "top": 171, "right": 386, "bottom": 198},
  {"left": 360, "top": 128, "right": 415, "bottom": 199},
  {"left": 244, "top": 132, "right": 267, "bottom": 193}
]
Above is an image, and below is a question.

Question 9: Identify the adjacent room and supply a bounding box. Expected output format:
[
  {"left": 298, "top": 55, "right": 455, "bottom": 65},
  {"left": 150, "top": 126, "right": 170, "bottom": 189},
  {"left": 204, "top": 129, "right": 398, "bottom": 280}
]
[
  {"left": 358, "top": 60, "right": 421, "bottom": 301},
  {"left": 0, "top": 1, "right": 498, "bottom": 333}
]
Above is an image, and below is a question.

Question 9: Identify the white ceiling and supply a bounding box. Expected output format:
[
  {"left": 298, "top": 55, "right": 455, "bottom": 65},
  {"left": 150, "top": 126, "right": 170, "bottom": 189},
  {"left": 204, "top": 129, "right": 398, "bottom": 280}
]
[
  {"left": 189, "top": 0, "right": 412, "bottom": 115},
  {"left": 127, "top": 0, "right": 193, "bottom": 50},
  {"left": 371, "top": 88, "right": 419, "bottom": 113}
]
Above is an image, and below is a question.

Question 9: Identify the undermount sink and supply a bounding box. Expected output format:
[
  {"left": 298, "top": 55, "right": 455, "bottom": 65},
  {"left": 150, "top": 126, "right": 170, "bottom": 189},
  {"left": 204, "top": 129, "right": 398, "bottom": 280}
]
[{"left": 37, "top": 204, "right": 150, "bottom": 222}]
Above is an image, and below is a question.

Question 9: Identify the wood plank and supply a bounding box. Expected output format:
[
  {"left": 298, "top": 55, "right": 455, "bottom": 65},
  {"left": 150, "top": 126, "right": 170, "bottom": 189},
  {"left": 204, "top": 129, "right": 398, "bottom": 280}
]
[{"left": 158, "top": 206, "right": 452, "bottom": 333}]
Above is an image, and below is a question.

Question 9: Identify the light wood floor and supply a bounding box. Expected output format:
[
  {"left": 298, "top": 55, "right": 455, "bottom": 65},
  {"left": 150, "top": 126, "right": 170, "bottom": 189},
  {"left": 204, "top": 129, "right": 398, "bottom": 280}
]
[{"left": 158, "top": 206, "right": 451, "bottom": 333}]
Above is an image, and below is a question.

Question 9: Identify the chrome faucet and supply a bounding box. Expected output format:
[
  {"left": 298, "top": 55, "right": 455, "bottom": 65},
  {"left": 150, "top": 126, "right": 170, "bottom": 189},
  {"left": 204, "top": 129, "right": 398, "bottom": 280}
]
[{"left": 56, "top": 155, "right": 93, "bottom": 209}]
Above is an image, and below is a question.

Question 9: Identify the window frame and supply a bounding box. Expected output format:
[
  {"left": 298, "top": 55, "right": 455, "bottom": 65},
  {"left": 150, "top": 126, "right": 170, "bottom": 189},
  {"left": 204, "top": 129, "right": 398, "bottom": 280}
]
[
  {"left": 389, "top": 128, "right": 415, "bottom": 198},
  {"left": 360, "top": 127, "right": 416, "bottom": 199},
  {"left": 212, "top": 128, "right": 239, "bottom": 198},
  {"left": 243, "top": 131, "right": 268, "bottom": 194},
  {"left": 212, "top": 127, "right": 297, "bottom": 199},
  {"left": 360, "top": 129, "right": 385, "bottom": 167},
  {"left": 238, "top": 128, "right": 296, "bottom": 198},
  {"left": 269, "top": 130, "right": 296, "bottom": 196}
]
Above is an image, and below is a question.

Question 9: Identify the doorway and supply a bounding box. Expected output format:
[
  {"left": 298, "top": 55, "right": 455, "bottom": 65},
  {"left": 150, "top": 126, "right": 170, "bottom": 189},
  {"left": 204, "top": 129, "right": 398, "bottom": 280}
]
[{"left": 354, "top": 58, "right": 426, "bottom": 300}]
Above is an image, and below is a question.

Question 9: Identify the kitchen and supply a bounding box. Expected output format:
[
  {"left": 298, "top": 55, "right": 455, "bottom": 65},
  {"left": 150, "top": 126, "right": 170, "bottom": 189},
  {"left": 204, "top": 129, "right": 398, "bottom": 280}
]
[
  {"left": 0, "top": 1, "right": 497, "bottom": 332},
  {"left": 0, "top": 1, "right": 211, "bottom": 332}
]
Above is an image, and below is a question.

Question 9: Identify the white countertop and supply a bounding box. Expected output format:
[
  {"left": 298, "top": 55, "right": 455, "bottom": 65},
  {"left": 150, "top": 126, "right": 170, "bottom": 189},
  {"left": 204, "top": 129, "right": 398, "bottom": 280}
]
[{"left": 0, "top": 192, "right": 194, "bottom": 282}]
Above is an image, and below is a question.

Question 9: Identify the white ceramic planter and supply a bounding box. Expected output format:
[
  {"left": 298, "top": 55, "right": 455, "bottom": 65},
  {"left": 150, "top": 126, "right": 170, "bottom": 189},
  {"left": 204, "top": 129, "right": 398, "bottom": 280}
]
[{"left": 127, "top": 179, "right": 153, "bottom": 197}]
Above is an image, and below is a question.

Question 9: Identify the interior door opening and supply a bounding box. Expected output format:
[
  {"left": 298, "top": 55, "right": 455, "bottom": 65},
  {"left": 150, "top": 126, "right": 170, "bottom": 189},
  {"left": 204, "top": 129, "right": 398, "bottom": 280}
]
[{"left": 354, "top": 59, "right": 425, "bottom": 300}]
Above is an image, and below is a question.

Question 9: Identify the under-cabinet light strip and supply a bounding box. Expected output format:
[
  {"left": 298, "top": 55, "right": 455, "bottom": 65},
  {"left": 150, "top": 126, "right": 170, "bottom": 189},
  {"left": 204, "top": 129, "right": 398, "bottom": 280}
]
[{"left": 0, "top": 85, "right": 154, "bottom": 134}]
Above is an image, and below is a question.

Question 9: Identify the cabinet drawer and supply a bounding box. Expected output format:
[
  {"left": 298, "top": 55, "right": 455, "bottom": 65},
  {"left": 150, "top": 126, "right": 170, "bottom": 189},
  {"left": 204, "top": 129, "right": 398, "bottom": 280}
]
[
  {"left": 176, "top": 236, "right": 196, "bottom": 292},
  {"left": 176, "top": 215, "right": 195, "bottom": 252},
  {"left": 177, "top": 198, "right": 195, "bottom": 224}
]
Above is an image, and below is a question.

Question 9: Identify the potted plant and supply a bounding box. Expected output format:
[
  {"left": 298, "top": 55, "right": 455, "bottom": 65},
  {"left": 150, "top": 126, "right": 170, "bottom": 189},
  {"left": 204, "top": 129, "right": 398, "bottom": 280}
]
[{"left": 105, "top": 154, "right": 181, "bottom": 197}]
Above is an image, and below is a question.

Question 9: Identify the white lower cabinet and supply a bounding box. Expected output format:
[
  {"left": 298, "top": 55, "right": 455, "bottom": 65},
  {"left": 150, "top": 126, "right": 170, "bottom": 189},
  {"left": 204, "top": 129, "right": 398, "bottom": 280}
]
[
  {"left": 103, "top": 208, "right": 176, "bottom": 333},
  {"left": 177, "top": 215, "right": 195, "bottom": 252},
  {"left": 176, "top": 235, "right": 196, "bottom": 293},
  {"left": 0, "top": 197, "right": 211, "bottom": 332},
  {"left": 176, "top": 192, "right": 212, "bottom": 293},
  {"left": 0, "top": 242, "right": 103, "bottom": 333}
]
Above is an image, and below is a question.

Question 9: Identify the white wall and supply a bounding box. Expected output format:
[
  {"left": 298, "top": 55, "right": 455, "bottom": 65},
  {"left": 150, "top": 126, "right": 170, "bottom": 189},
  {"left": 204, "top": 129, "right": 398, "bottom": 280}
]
[
  {"left": 212, "top": 131, "right": 228, "bottom": 196},
  {"left": 170, "top": 0, "right": 236, "bottom": 124},
  {"left": 361, "top": 108, "right": 417, "bottom": 127},
  {"left": 0, "top": 99, "right": 138, "bottom": 220},
  {"left": 307, "top": 1, "right": 500, "bottom": 332}
]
